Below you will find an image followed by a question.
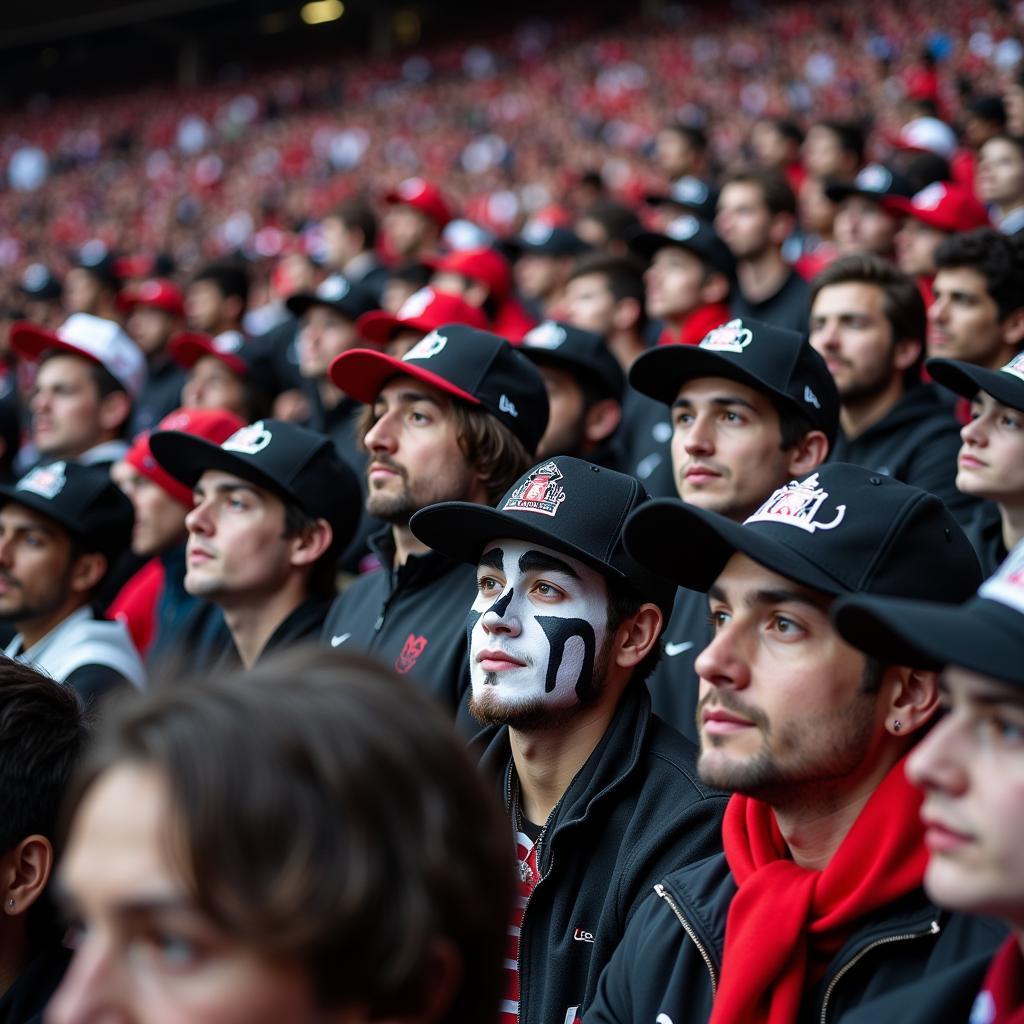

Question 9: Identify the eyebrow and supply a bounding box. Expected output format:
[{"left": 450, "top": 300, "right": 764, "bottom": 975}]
[
  {"left": 193, "top": 482, "right": 263, "bottom": 501},
  {"left": 938, "top": 677, "right": 1024, "bottom": 709},
  {"left": 53, "top": 885, "right": 197, "bottom": 919},
  {"left": 478, "top": 547, "right": 504, "bottom": 573},
  {"left": 708, "top": 583, "right": 831, "bottom": 613},
  {"left": 518, "top": 549, "right": 581, "bottom": 581},
  {"left": 672, "top": 395, "right": 759, "bottom": 412}
]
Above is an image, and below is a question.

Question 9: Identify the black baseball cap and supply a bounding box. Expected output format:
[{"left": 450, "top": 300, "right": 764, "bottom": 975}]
[
  {"left": 18, "top": 264, "right": 62, "bottom": 302},
  {"left": 629, "top": 316, "right": 840, "bottom": 446},
  {"left": 328, "top": 324, "right": 550, "bottom": 454},
  {"left": 410, "top": 455, "right": 677, "bottom": 619},
  {"left": 833, "top": 544, "right": 1024, "bottom": 683},
  {"left": 0, "top": 461, "right": 133, "bottom": 563},
  {"left": 506, "top": 221, "right": 589, "bottom": 257},
  {"left": 926, "top": 353, "right": 1024, "bottom": 413},
  {"left": 72, "top": 241, "right": 121, "bottom": 291},
  {"left": 825, "top": 163, "right": 916, "bottom": 204},
  {"left": 285, "top": 274, "right": 378, "bottom": 322},
  {"left": 149, "top": 418, "right": 360, "bottom": 542},
  {"left": 645, "top": 176, "right": 719, "bottom": 221},
  {"left": 628, "top": 213, "right": 736, "bottom": 279},
  {"left": 623, "top": 463, "right": 982, "bottom": 602},
  {"left": 520, "top": 320, "right": 625, "bottom": 402}
]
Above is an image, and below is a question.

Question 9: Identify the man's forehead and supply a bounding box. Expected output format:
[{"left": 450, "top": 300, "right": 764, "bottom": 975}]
[
  {"left": 37, "top": 353, "right": 93, "bottom": 381},
  {"left": 0, "top": 500, "right": 60, "bottom": 532},
  {"left": 941, "top": 665, "right": 1024, "bottom": 706},
  {"left": 712, "top": 551, "right": 831, "bottom": 609},
  {"left": 376, "top": 373, "right": 451, "bottom": 405},
  {"left": 674, "top": 375, "right": 770, "bottom": 408},
  {"left": 195, "top": 468, "right": 271, "bottom": 498}
]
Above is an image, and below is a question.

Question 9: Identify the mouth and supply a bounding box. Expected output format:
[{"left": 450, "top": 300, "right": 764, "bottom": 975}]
[
  {"left": 188, "top": 548, "right": 215, "bottom": 566},
  {"left": 476, "top": 649, "right": 527, "bottom": 674},
  {"left": 368, "top": 462, "right": 402, "bottom": 481},
  {"left": 684, "top": 466, "right": 722, "bottom": 485},
  {"left": 702, "top": 707, "right": 755, "bottom": 735},
  {"left": 926, "top": 328, "right": 949, "bottom": 349},
  {"left": 0, "top": 575, "right": 19, "bottom": 595},
  {"left": 921, "top": 814, "right": 974, "bottom": 853},
  {"left": 958, "top": 453, "right": 986, "bottom": 470}
]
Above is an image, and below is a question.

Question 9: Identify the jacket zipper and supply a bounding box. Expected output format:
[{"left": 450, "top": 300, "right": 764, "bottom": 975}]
[
  {"left": 654, "top": 882, "right": 718, "bottom": 997},
  {"left": 818, "top": 919, "right": 940, "bottom": 1024}
]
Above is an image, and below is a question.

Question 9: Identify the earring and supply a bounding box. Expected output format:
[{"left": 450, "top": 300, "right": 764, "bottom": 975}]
[
  {"left": 6, "top": 899, "right": 13, "bottom": 910},
  {"left": 893, "top": 720, "right": 903, "bottom": 732}
]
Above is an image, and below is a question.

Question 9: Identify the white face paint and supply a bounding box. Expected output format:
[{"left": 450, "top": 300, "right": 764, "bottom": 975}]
[{"left": 468, "top": 538, "right": 610, "bottom": 726}]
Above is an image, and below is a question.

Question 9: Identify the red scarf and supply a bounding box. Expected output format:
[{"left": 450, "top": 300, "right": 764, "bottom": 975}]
[
  {"left": 709, "top": 758, "right": 928, "bottom": 1024},
  {"left": 657, "top": 303, "right": 731, "bottom": 347},
  {"left": 974, "top": 937, "right": 1024, "bottom": 1024}
]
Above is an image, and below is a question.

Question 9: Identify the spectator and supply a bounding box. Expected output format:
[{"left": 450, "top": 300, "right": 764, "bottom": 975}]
[
  {"left": 411, "top": 455, "right": 726, "bottom": 1024},
  {"left": 810, "top": 254, "right": 976, "bottom": 521},
  {"left": 827, "top": 163, "right": 917, "bottom": 260},
  {"left": 357, "top": 285, "right": 488, "bottom": 358},
  {"left": 575, "top": 200, "right": 643, "bottom": 258},
  {"left": 382, "top": 177, "right": 452, "bottom": 262},
  {"left": 321, "top": 196, "right": 389, "bottom": 302},
  {"left": 508, "top": 222, "right": 589, "bottom": 322},
  {"left": 802, "top": 120, "right": 865, "bottom": 182},
  {"left": 150, "top": 419, "right": 360, "bottom": 668},
  {"left": 185, "top": 260, "right": 249, "bottom": 338},
  {"left": 63, "top": 246, "right": 121, "bottom": 323},
  {"left": 716, "top": 167, "right": 810, "bottom": 334},
  {"left": 172, "top": 330, "right": 274, "bottom": 421},
  {"left": 321, "top": 325, "right": 546, "bottom": 722},
  {"left": 0, "top": 659, "right": 89, "bottom": 1022},
  {"left": 16, "top": 265, "right": 63, "bottom": 332},
  {"left": 654, "top": 122, "right": 711, "bottom": 183},
  {"left": 46, "top": 647, "right": 513, "bottom": 1024},
  {"left": 749, "top": 117, "right": 805, "bottom": 194},
  {"left": 976, "top": 134, "right": 1024, "bottom": 236},
  {"left": 0, "top": 461, "right": 144, "bottom": 703}
]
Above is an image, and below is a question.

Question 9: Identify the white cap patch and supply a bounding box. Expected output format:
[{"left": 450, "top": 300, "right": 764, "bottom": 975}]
[
  {"left": 404, "top": 330, "right": 447, "bottom": 361},
  {"left": 979, "top": 541, "right": 1024, "bottom": 615},
  {"left": 223, "top": 420, "right": 272, "bottom": 456},
  {"left": 1000, "top": 352, "right": 1024, "bottom": 384},
  {"left": 503, "top": 461, "right": 566, "bottom": 517},
  {"left": 700, "top": 318, "right": 753, "bottom": 353},
  {"left": 745, "top": 473, "right": 846, "bottom": 533},
  {"left": 17, "top": 461, "right": 67, "bottom": 501},
  {"left": 397, "top": 287, "right": 435, "bottom": 320},
  {"left": 524, "top": 321, "right": 567, "bottom": 349}
]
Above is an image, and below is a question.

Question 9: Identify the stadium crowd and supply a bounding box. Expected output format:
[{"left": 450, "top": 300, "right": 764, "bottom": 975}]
[{"left": 4, "top": 0, "right": 1024, "bottom": 1021}]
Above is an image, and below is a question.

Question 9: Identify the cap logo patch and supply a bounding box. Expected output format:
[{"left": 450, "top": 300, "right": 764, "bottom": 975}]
[
  {"left": 524, "top": 321, "right": 567, "bottom": 349},
  {"left": 223, "top": 420, "right": 272, "bottom": 455},
  {"left": 17, "top": 461, "right": 67, "bottom": 501},
  {"left": 316, "top": 275, "right": 350, "bottom": 301},
  {"left": 979, "top": 543, "right": 1024, "bottom": 614},
  {"left": 667, "top": 214, "right": 700, "bottom": 241},
  {"left": 745, "top": 473, "right": 846, "bottom": 533},
  {"left": 399, "top": 177, "right": 426, "bottom": 200},
  {"left": 503, "top": 461, "right": 566, "bottom": 518},
  {"left": 856, "top": 165, "right": 891, "bottom": 193},
  {"left": 671, "top": 177, "right": 709, "bottom": 204},
  {"left": 912, "top": 182, "right": 947, "bottom": 211},
  {"left": 499, "top": 394, "right": 519, "bottom": 417},
  {"left": 700, "top": 318, "right": 753, "bottom": 353},
  {"left": 803, "top": 386, "right": 821, "bottom": 409},
  {"left": 1001, "top": 352, "right": 1024, "bottom": 383},
  {"left": 213, "top": 331, "right": 244, "bottom": 354},
  {"left": 397, "top": 287, "right": 435, "bottom": 320},
  {"left": 404, "top": 330, "right": 447, "bottom": 361},
  {"left": 522, "top": 220, "right": 555, "bottom": 244}
]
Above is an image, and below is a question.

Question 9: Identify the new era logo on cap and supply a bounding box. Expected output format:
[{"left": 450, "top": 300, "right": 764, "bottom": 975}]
[
  {"left": 745, "top": 474, "right": 847, "bottom": 534},
  {"left": 700, "top": 319, "right": 753, "bottom": 353},
  {"left": 17, "top": 461, "right": 67, "bottom": 501},
  {"left": 804, "top": 386, "right": 821, "bottom": 409}
]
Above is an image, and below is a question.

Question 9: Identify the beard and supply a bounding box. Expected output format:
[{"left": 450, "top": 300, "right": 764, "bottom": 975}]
[{"left": 836, "top": 349, "right": 899, "bottom": 408}]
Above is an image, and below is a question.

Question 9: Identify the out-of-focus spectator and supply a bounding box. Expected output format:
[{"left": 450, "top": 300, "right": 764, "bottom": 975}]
[
  {"left": 654, "top": 122, "right": 711, "bottom": 184},
  {"left": 575, "top": 199, "right": 643, "bottom": 257},
  {"left": 357, "top": 285, "right": 488, "bottom": 358},
  {"left": 750, "top": 117, "right": 805, "bottom": 194},
  {"left": 16, "top": 265, "right": 63, "bottom": 331},
  {"left": 828, "top": 163, "right": 917, "bottom": 260},
  {"left": 64, "top": 245, "right": 121, "bottom": 322},
  {"left": 321, "top": 197, "right": 389, "bottom": 302},
  {"left": 380, "top": 261, "right": 434, "bottom": 314},
  {"left": 172, "top": 330, "right": 274, "bottom": 421},
  {"left": 185, "top": 260, "right": 249, "bottom": 338},
  {"left": 802, "top": 120, "right": 864, "bottom": 182},
  {"left": 382, "top": 177, "right": 452, "bottom": 263},
  {"left": 507, "top": 221, "right": 589, "bottom": 321},
  {"left": 976, "top": 134, "right": 1024, "bottom": 236}
]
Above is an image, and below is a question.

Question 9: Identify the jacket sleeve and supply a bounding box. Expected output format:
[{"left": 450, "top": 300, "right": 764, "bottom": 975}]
[{"left": 585, "top": 889, "right": 656, "bottom": 1024}]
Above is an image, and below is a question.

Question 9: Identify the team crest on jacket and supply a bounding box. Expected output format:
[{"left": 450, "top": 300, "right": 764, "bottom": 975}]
[
  {"left": 745, "top": 473, "right": 846, "bottom": 533},
  {"left": 699, "top": 319, "right": 753, "bottom": 354},
  {"left": 503, "top": 462, "right": 566, "bottom": 517},
  {"left": 395, "top": 633, "right": 428, "bottom": 674},
  {"left": 224, "top": 420, "right": 272, "bottom": 455},
  {"left": 17, "top": 461, "right": 67, "bottom": 500}
]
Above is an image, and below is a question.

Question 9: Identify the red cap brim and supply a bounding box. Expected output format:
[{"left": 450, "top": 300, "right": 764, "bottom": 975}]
[
  {"left": 169, "top": 332, "right": 249, "bottom": 377},
  {"left": 328, "top": 348, "right": 481, "bottom": 407},
  {"left": 9, "top": 321, "right": 105, "bottom": 370}
]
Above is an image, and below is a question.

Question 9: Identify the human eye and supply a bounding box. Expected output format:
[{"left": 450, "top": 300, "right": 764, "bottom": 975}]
[
  {"left": 133, "top": 928, "right": 205, "bottom": 971},
  {"left": 476, "top": 574, "right": 503, "bottom": 596},
  {"left": 721, "top": 409, "right": 745, "bottom": 424},
  {"left": 1000, "top": 412, "right": 1023, "bottom": 431},
  {"left": 707, "top": 607, "right": 730, "bottom": 632},
  {"left": 673, "top": 409, "right": 693, "bottom": 427},
  {"left": 770, "top": 613, "right": 806, "bottom": 639},
  {"left": 532, "top": 580, "right": 566, "bottom": 601},
  {"left": 985, "top": 711, "right": 1024, "bottom": 747}
]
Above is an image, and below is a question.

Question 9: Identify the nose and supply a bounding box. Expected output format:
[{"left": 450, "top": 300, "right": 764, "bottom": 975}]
[
  {"left": 682, "top": 412, "right": 715, "bottom": 456},
  {"left": 927, "top": 293, "right": 949, "bottom": 323},
  {"left": 960, "top": 415, "right": 987, "bottom": 447},
  {"left": 184, "top": 496, "right": 213, "bottom": 537},
  {"left": 45, "top": 932, "right": 128, "bottom": 1024},
  {"left": 364, "top": 410, "right": 398, "bottom": 455},
  {"left": 694, "top": 620, "right": 751, "bottom": 692},
  {"left": 906, "top": 710, "right": 970, "bottom": 797},
  {"left": 812, "top": 318, "right": 840, "bottom": 352},
  {"left": 480, "top": 586, "right": 522, "bottom": 638}
]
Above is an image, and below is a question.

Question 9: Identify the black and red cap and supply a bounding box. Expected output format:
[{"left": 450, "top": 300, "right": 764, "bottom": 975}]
[
  {"left": 329, "top": 324, "right": 549, "bottom": 454},
  {"left": 624, "top": 463, "right": 982, "bottom": 603},
  {"left": 926, "top": 353, "right": 1024, "bottom": 413},
  {"left": 410, "top": 455, "right": 676, "bottom": 619},
  {"left": 628, "top": 213, "right": 735, "bottom": 279}
]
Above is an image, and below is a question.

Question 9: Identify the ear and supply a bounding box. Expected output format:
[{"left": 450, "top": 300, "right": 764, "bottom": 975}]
[
  {"left": 582, "top": 398, "right": 622, "bottom": 445},
  {"left": 465, "top": 282, "right": 490, "bottom": 309},
  {"left": 613, "top": 603, "right": 663, "bottom": 671},
  {"left": 882, "top": 666, "right": 941, "bottom": 738},
  {"left": 288, "top": 518, "right": 334, "bottom": 569},
  {"left": 98, "top": 390, "right": 132, "bottom": 433},
  {"left": 892, "top": 337, "right": 923, "bottom": 374},
  {"left": 1, "top": 835, "right": 54, "bottom": 918},
  {"left": 769, "top": 212, "right": 796, "bottom": 247},
  {"left": 70, "top": 552, "right": 108, "bottom": 595},
  {"left": 1001, "top": 308, "right": 1024, "bottom": 348},
  {"left": 611, "top": 296, "right": 642, "bottom": 333},
  {"left": 784, "top": 429, "right": 830, "bottom": 476},
  {"left": 698, "top": 271, "right": 730, "bottom": 306}
]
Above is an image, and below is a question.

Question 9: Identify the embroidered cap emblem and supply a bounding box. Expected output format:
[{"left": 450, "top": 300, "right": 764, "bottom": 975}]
[
  {"left": 499, "top": 394, "right": 519, "bottom": 417},
  {"left": 223, "top": 420, "right": 272, "bottom": 456},
  {"left": 503, "top": 461, "right": 567, "bottom": 517},
  {"left": 856, "top": 164, "right": 892, "bottom": 193},
  {"left": 700, "top": 318, "right": 753, "bottom": 354},
  {"left": 404, "top": 330, "right": 447, "bottom": 361},
  {"left": 666, "top": 214, "right": 700, "bottom": 241},
  {"left": 745, "top": 473, "right": 846, "bottom": 533},
  {"left": 524, "top": 321, "right": 567, "bottom": 349},
  {"left": 17, "top": 461, "right": 67, "bottom": 501},
  {"left": 397, "top": 287, "right": 434, "bottom": 320}
]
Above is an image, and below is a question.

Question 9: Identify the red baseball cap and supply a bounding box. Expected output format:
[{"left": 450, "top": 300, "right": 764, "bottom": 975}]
[
  {"left": 356, "top": 287, "right": 488, "bottom": 345},
  {"left": 884, "top": 182, "right": 990, "bottom": 233},
  {"left": 122, "top": 407, "right": 246, "bottom": 507},
  {"left": 434, "top": 247, "right": 512, "bottom": 301},
  {"left": 384, "top": 177, "right": 453, "bottom": 230},
  {"left": 169, "top": 331, "right": 249, "bottom": 377},
  {"left": 116, "top": 279, "right": 186, "bottom": 319}
]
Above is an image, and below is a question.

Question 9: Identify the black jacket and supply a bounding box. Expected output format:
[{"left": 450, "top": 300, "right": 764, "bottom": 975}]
[
  {"left": 730, "top": 268, "right": 810, "bottom": 335},
  {"left": 321, "top": 528, "right": 477, "bottom": 720},
  {"left": 586, "top": 849, "right": 1005, "bottom": 1024},
  {"left": 481, "top": 686, "right": 727, "bottom": 1024},
  {"left": 618, "top": 388, "right": 676, "bottom": 499},
  {"left": 0, "top": 944, "right": 69, "bottom": 1024},
  {"left": 831, "top": 385, "right": 978, "bottom": 524},
  {"left": 964, "top": 500, "right": 1007, "bottom": 576},
  {"left": 218, "top": 597, "right": 331, "bottom": 670}
]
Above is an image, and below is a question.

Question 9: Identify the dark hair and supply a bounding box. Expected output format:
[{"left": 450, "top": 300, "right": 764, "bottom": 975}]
[
  {"left": 720, "top": 165, "right": 797, "bottom": 217},
  {"left": 774, "top": 401, "right": 818, "bottom": 451},
  {"left": 331, "top": 197, "right": 379, "bottom": 252},
  {"left": 281, "top": 503, "right": 340, "bottom": 599},
  {"left": 191, "top": 261, "right": 250, "bottom": 308},
  {"left": 0, "top": 661, "right": 89, "bottom": 947},
  {"left": 567, "top": 253, "right": 648, "bottom": 331},
  {"left": 662, "top": 122, "right": 708, "bottom": 152},
  {"left": 810, "top": 253, "right": 927, "bottom": 386},
  {"left": 814, "top": 119, "right": 867, "bottom": 165},
  {"left": 578, "top": 200, "right": 644, "bottom": 245},
  {"left": 387, "top": 262, "right": 433, "bottom": 290},
  {"left": 606, "top": 576, "right": 663, "bottom": 685},
  {"left": 934, "top": 227, "right": 1024, "bottom": 320},
  {"left": 62, "top": 649, "right": 513, "bottom": 1024},
  {"left": 766, "top": 117, "right": 805, "bottom": 146}
]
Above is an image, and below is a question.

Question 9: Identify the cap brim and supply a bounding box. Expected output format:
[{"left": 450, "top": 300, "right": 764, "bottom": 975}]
[
  {"left": 284, "top": 293, "right": 320, "bottom": 318},
  {"left": 624, "top": 498, "right": 853, "bottom": 596},
  {"left": 629, "top": 345, "right": 781, "bottom": 408},
  {"left": 169, "top": 333, "right": 249, "bottom": 376},
  {"left": 927, "top": 358, "right": 1024, "bottom": 411},
  {"left": 9, "top": 322, "right": 104, "bottom": 370},
  {"left": 328, "top": 348, "right": 481, "bottom": 406},
  {"left": 628, "top": 230, "right": 696, "bottom": 261},
  {"left": 0, "top": 480, "right": 82, "bottom": 539},
  {"left": 148, "top": 430, "right": 290, "bottom": 500},
  {"left": 410, "top": 500, "right": 630, "bottom": 582},
  {"left": 833, "top": 594, "right": 1024, "bottom": 682}
]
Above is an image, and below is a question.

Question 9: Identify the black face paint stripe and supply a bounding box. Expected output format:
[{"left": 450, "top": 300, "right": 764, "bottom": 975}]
[
  {"left": 536, "top": 616, "right": 597, "bottom": 702},
  {"left": 487, "top": 587, "right": 514, "bottom": 618}
]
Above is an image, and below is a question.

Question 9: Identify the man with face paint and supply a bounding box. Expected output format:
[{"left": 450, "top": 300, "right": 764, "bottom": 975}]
[{"left": 411, "top": 455, "right": 727, "bottom": 1024}]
